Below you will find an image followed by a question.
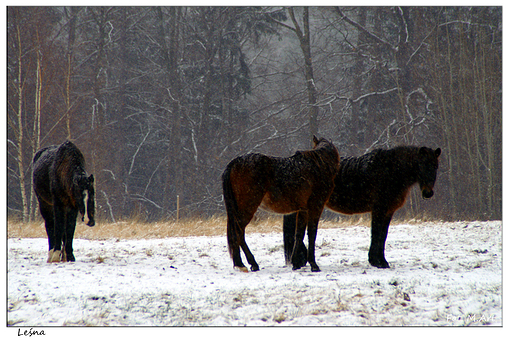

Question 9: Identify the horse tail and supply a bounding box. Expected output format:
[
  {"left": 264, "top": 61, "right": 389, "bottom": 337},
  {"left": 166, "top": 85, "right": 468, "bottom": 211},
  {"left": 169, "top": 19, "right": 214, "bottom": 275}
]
[{"left": 222, "top": 161, "right": 241, "bottom": 258}]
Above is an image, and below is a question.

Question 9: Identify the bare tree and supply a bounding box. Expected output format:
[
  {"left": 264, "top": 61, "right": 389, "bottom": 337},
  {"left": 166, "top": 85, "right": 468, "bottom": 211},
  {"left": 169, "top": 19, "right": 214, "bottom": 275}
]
[
  {"left": 12, "top": 18, "right": 29, "bottom": 222},
  {"left": 7, "top": 6, "right": 501, "bottom": 222},
  {"left": 267, "top": 7, "right": 319, "bottom": 144}
]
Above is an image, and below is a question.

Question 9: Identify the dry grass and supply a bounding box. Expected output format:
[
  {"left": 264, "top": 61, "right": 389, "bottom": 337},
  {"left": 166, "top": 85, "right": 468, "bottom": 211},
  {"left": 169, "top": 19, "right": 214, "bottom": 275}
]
[
  {"left": 7, "top": 214, "right": 376, "bottom": 240},
  {"left": 8, "top": 216, "right": 228, "bottom": 240}
]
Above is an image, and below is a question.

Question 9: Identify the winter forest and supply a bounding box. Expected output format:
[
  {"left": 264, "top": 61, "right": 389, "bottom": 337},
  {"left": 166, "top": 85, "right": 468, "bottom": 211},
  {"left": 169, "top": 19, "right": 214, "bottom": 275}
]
[{"left": 7, "top": 6, "right": 502, "bottom": 223}]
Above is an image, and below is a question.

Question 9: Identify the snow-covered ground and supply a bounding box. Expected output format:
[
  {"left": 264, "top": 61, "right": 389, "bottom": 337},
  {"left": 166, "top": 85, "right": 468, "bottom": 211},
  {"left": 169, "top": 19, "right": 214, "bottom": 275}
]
[{"left": 7, "top": 221, "right": 501, "bottom": 326}]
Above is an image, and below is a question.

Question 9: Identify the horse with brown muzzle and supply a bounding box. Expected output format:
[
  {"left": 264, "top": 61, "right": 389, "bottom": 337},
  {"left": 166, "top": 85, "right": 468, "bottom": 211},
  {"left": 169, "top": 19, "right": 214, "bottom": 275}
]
[{"left": 284, "top": 146, "right": 441, "bottom": 269}]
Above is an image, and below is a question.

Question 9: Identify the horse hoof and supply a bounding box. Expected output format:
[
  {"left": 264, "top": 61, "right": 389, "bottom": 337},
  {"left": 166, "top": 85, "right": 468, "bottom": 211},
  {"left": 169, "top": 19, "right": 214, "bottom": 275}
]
[
  {"left": 47, "top": 250, "right": 62, "bottom": 263},
  {"left": 250, "top": 265, "right": 260, "bottom": 272},
  {"left": 290, "top": 254, "right": 307, "bottom": 269},
  {"left": 234, "top": 266, "right": 249, "bottom": 273},
  {"left": 311, "top": 265, "right": 321, "bottom": 272},
  {"left": 369, "top": 259, "right": 390, "bottom": 268},
  {"left": 292, "top": 259, "right": 307, "bottom": 269}
]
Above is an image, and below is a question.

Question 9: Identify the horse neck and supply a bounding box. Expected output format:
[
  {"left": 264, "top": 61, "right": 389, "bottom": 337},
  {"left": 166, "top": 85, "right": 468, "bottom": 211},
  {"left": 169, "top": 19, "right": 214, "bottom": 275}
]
[
  {"left": 397, "top": 148, "right": 422, "bottom": 186},
  {"left": 67, "top": 170, "right": 86, "bottom": 196},
  {"left": 311, "top": 144, "right": 339, "bottom": 173}
]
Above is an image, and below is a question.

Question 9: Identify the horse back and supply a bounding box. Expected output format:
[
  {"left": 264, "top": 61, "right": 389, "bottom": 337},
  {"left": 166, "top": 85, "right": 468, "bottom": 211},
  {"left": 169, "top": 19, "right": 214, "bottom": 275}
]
[
  {"left": 259, "top": 154, "right": 315, "bottom": 213},
  {"left": 327, "top": 153, "right": 379, "bottom": 214},
  {"left": 327, "top": 146, "right": 432, "bottom": 215},
  {"left": 54, "top": 141, "right": 86, "bottom": 176},
  {"left": 53, "top": 142, "right": 88, "bottom": 203}
]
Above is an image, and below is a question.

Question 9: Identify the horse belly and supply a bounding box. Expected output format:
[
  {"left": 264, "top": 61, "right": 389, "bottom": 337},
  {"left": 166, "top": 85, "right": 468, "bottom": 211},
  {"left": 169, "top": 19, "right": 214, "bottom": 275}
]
[
  {"left": 259, "top": 190, "right": 308, "bottom": 214},
  {"left": 327, "top": 185, "right": 373, "bottom": 215},
  {"left": 327, "top": 199, "right": 371, "bottom": 215}
]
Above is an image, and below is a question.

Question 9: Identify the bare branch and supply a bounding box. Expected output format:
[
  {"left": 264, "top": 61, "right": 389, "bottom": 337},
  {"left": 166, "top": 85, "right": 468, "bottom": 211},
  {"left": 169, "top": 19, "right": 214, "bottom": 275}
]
[
  {"left": 128, "top": 128, "right": 151, "bottom": 175},
  {"left": 266, "top": 8, "right": 296, "bottom": 32},
  {"left": 101, "top": 190, "right": 116, "bottom": 223},
  {"left": 351, "top": 87, "right": 399, "bottom": 103},
  {"left": 334, "top": 7, "right": 397, "bottom": 52}
]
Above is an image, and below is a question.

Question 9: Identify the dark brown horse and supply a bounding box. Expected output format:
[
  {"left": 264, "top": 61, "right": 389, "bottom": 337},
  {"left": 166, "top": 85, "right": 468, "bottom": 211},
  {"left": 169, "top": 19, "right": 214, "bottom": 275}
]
[
  {"left": 222, "top": 136, "right": 340, "bottom": 272},
  {"left": 284, "top": 146, "right": 441, "bottom": 269},
  {"left": 33, "top": 141, "right": 95, "bottom": 262}
]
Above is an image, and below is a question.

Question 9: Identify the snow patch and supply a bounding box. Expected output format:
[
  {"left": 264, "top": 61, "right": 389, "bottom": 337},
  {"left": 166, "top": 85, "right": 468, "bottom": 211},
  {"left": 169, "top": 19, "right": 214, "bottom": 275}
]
[{"left": 8, "top": 221, "right": 501, "bottom": 326}]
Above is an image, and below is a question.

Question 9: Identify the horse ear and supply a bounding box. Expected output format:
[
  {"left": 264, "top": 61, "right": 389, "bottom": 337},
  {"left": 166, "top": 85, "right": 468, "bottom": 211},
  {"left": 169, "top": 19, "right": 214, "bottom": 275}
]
[
  {"left": 435, "top": 148, "right": 441, "bottom": 157},
  {"left": 88, "top": 174, "right": 94, "bottom": 184},
  {"left": 312, "top": 135, "right": 319, "bottom": 145}
]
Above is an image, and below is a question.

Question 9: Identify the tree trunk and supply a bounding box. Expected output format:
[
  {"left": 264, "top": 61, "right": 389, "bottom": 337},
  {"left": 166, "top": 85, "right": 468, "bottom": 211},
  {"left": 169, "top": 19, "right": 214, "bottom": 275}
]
[
  {"left": 157, "top": 6, "right": 184, "bottom": 217},
  {"left": 289, "top": 7, "right": 319, "bottom": 145},
  {"left": 15, "top": 24, "right": 29, "bottom": 223},
  {"left": 65, "top": 6, "right": 78, "bottom": 139},
  {"left": 29, "top": 31, "right": 43, "bottom": 222}
]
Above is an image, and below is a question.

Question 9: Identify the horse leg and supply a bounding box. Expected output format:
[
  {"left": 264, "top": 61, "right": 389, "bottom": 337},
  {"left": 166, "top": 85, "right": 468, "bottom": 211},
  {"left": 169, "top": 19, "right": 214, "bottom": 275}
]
[
  {"left": 368, "top": 209, "right": 393, "bottom": 268},
  {"left": 291, "top": 210, "right": 309, "bottom": 271},
  {"left": 235, "top": 211, "right": 260, "bottom": 272},
  {"left": 63, "top": 210, "right": 77, "bottom": 262},
  {"left": 227, "top": 211, "right": 260, "bottom": 272},
  {"left": 283, "top": 212, "right": 307, "bottom": 267},
  {"left": 49, "top": 204, "right": 66, "bottom": 263},
  {"left": 38, "top": 201, "right": 56, "bottom": 263},
  {"left": 239, "top": 235, "right": 260, "bottom": 272},
  {"left": 227, "top": 217, "right": 247, "bottom": 271},
  {"left": 283, "top": 213, "right": 295, "bottom": 265},
  {"left": 306, "top": 213, "right": 322, "bottom": 272}
]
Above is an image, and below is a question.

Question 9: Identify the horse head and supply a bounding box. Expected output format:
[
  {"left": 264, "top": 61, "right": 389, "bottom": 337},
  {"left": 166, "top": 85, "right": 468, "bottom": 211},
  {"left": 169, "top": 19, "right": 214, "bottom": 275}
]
[
  {"left": 85, "top": 174, "right": 95, "bottom": 226},
  {"left": 312, "top": 135, "right": 331, "bottom": 149},
  {"left": 311, "top": 135, "right": 339, "bottom": 156},
  {"left": 417, "top": 147, "right": 441, "bottom": 199},
  {"left": 74, "top": 173, "right": 95, "bottom": 227},
  {"left": 311, "top": 135, "right": 340, "bottom": 169}
]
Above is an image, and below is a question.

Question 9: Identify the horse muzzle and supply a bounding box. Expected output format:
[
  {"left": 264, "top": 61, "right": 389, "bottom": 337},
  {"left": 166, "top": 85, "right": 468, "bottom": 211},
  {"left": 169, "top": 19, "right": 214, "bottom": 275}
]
[{"left": 80, "top": 210, "right": 95, "bottom": 227}]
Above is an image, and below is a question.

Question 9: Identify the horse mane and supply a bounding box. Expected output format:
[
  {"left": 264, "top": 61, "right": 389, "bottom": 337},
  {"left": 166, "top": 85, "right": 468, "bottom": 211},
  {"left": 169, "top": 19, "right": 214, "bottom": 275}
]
[
  {"left": 340, "top": 146, "right": 425, "bottom": 182},
  {"left": 372, "top": 146, "right": 423, "bottom": 170}
]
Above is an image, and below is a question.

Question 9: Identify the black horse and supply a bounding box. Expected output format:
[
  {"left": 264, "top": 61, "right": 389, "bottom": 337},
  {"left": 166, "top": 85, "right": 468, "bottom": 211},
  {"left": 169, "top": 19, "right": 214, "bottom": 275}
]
[
  {"left": 284, "top": 146, "right": 441, "bottom": 269},
  {"left": 33, "top": 140, "right": 95, "bottom": 262},
  {"left": 222, "top": 136, "right": 340, "bottom": 272}
]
